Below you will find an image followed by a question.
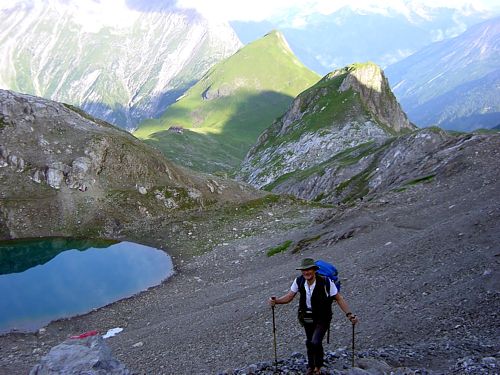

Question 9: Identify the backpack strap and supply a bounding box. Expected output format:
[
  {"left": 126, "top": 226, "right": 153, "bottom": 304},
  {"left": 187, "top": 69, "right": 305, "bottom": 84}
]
[
  {"left": 316, "top": 274, "right": 332, "bottom": 298},
  {"left": 323, "top": 276, "right": 331, "bottom": 298}
]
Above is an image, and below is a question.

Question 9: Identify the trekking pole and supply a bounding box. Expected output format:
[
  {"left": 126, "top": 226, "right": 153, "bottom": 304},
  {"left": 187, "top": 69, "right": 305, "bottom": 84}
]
[
  {"left": 271, "top": 297, "right": 278, "bottom": 373},
  {"left": 351, "top": 322, "right": 355, "bottom": 367}
]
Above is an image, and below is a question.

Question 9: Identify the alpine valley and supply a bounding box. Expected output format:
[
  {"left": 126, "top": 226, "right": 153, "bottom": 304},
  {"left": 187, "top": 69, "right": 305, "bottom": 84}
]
[{"left": 0, "top": 3, "right": 499, "bottom": 375}]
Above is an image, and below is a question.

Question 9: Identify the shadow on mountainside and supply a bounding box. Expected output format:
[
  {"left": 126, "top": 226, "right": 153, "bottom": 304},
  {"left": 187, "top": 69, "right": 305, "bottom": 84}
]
[
  {"left": 79, "top": 84, "right": 195, "bottom": 131},
  {"left": 397, "top": 69, "right": 500, "bottom": 131},
  {"left": 143, "top": 90, "right": 295, "bottom": 174}
]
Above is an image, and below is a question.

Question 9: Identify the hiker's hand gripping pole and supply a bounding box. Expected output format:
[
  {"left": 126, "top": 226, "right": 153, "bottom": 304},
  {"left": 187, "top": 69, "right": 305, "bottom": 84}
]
[
  {"left": 268, "top": 291, "right": 296, "bottom": 306},
  {"left": 346, "top": 312, "right": 359, "bottom": 325}
]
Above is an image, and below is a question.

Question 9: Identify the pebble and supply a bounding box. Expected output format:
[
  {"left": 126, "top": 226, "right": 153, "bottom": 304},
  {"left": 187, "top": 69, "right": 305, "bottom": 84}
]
[{"left": 219, "top": 349, "right": 499, "bottom": 375}]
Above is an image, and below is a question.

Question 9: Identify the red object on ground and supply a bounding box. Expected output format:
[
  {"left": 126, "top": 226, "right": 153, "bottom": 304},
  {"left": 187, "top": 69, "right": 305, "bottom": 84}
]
[{"left": 70, "top": 330, "right": 99, "bottom": 339}]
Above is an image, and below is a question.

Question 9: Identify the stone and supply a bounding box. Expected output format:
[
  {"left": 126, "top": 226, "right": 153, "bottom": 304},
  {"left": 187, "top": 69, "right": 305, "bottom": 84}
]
[
  {"left": 356, "top": 358, "right": 392, "bottom": 374},
  {"left": 29, "top": 335, "right": 130, "bottom": 375}
]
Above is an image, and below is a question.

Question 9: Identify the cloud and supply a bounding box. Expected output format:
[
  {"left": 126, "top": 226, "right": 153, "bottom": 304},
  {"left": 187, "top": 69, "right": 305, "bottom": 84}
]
[
  {"left": 175, "top": 0, "right": 500, "bottom": 22},
  {"left": 3, "top": 0, "right": 497, "bottom": 26},
  {"left": 176, "top": 0, "right": 298, "bottom": 22}
]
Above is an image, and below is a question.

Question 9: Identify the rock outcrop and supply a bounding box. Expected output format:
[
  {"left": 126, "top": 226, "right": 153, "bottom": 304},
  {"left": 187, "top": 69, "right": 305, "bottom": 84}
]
[
  {"left": 0, "top": 89, "right": 262, "bottom": 239},
  {"left": 265, "top": 127, "right": 473, "bottom": 204},
  {"left": 337, "top": 63, "right": 412, "bottom": 133},
  {"left": 237, "top": 63, "right": 415, "bottom": 191}
]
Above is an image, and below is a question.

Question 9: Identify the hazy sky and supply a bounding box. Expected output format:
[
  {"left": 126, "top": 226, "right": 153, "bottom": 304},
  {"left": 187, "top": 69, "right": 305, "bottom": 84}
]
[
  {"left": 176, "top": 0, "right": 500, "bottom": 22},
  {"left": 2, "top": 0, "right": 499, "bottom": 30}
]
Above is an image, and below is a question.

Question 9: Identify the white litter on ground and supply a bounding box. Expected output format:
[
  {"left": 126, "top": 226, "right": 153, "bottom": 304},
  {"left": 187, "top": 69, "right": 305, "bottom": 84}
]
[{"left": 102, "top": 327, "right": 124, "bottom": 339}]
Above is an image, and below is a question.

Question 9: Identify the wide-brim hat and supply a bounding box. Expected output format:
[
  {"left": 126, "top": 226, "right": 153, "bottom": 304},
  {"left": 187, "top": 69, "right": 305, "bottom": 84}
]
[{"left": 296, "top": 258, "right": 319, "bottom": 270}]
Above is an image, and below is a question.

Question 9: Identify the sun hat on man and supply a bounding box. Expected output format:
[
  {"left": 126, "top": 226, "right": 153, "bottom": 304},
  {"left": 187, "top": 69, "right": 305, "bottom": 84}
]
[{"left": 296, "top": 258, "right": 319, "bottom": 270}]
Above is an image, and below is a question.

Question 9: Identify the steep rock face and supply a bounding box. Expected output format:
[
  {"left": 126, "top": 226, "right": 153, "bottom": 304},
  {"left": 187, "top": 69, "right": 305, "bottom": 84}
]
[
  {"left": 237, "top": 63, "right": 414, "bottom": 189},
  {"left": 0, "top": 1, "right": 242, "bottom": 130},
  {"left": 338, "top": 63, "right": 412, "bottom": 133},
  {"left": 268, "top": 127, "right": 481, "bottom": 204},
  {"left": 0, "top": 89, "right": 260, "bottom": 239}
]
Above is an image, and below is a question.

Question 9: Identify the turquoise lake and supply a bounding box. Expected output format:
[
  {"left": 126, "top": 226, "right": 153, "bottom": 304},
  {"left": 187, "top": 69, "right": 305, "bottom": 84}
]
[{"left": 0, "top": 238, "right": 173, "bottom": 333}]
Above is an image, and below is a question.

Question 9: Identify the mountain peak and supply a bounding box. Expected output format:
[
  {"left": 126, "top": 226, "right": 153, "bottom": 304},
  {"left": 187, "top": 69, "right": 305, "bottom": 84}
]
[
  {"left": 134, "top": 29, "right": 319, "bottom": 173},
  {"left": 243, "top": 29, "right": 302, "bottom": 66},
  {"left": 237, "top": 62, "right": 415, "bottom": 189},
  {"left": 337, "top": 62, "right": 414, "bottom": 133},
  {"left": 262, "top": 29, "right": 291, "bottom": 48}
]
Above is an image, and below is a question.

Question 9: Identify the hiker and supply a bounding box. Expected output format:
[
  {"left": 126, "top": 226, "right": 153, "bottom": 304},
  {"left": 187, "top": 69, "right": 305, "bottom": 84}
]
[{"left": 269, "top": 258, "right": 358, "bottom": 375}]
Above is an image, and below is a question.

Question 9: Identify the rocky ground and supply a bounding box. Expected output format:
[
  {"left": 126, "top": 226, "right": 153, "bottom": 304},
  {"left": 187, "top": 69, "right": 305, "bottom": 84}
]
[{"left": 0, "top": 134, "right": 499, "bottom": 374}]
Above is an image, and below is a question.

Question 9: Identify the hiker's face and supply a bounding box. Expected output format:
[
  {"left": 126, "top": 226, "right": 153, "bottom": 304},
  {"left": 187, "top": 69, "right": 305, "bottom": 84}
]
[{"left": 302, "top": 268, "right": 316, "bottom": 280}]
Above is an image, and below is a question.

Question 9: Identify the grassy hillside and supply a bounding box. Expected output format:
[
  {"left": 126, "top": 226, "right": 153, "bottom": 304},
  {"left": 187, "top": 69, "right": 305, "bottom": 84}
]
[{"left": 134, "top": 30, "right": 320, "bottom": 173}]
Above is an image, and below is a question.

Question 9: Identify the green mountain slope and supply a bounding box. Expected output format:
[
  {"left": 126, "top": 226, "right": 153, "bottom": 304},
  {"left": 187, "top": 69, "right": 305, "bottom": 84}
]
[{"left": 134, "top": 30, "right": 320, "bottom": 173}]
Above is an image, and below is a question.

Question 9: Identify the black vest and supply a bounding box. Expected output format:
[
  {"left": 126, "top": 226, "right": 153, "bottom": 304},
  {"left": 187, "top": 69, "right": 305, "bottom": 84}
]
[{"left": 297, "top": 274, "right": 332, "bottom": 323}]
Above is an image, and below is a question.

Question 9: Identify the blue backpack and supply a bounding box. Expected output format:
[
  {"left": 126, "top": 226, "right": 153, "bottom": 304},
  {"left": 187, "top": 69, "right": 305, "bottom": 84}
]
[{"left": 315, "top": 259, "right": 341, "bottom": 293}]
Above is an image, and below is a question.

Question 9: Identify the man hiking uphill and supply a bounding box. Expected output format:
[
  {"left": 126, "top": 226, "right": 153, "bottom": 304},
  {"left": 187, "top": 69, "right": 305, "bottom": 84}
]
[{"left": 269, "top": 258, "right": 359, "bottom": 375}]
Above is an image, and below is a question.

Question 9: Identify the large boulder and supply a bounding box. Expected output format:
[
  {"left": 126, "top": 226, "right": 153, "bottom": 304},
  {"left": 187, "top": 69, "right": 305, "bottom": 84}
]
[{"left": 29, "top": 335, "right": 130, "bottom": 375}]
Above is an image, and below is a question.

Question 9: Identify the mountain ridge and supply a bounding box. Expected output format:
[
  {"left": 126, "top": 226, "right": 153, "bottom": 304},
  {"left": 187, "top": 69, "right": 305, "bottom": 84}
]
[
  {"left": 134, "top": 30, "right": 320, "bottom": 173},
  {"left": 386, "top": 16, "right": 500, "bottom": 131},
  {"left": 0, "top": 1, "right": 242, "bottom": 130}
]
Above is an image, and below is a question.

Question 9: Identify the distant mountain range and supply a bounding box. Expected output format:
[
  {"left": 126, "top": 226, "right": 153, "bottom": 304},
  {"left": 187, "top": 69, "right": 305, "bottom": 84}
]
[
  {"left": 0, "top": 1, "right": 241, "bottom": 130},
  {"left": 386, "top": 16, "right": 500, "bottom": 131},
  {"left": 0, "top": 1, "right": 498, "bottom": 136},
  {"left": 231, "top": 4, "right": 494, "bottom": 74},
  {"left": 134, "top": 31, "right": 319, "bottom": 173}
]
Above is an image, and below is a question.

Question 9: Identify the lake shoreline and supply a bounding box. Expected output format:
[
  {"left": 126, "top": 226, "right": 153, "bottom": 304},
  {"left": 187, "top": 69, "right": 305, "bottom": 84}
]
[{"left": 0, "top": 240, "right": 174, "bottom": 335}]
